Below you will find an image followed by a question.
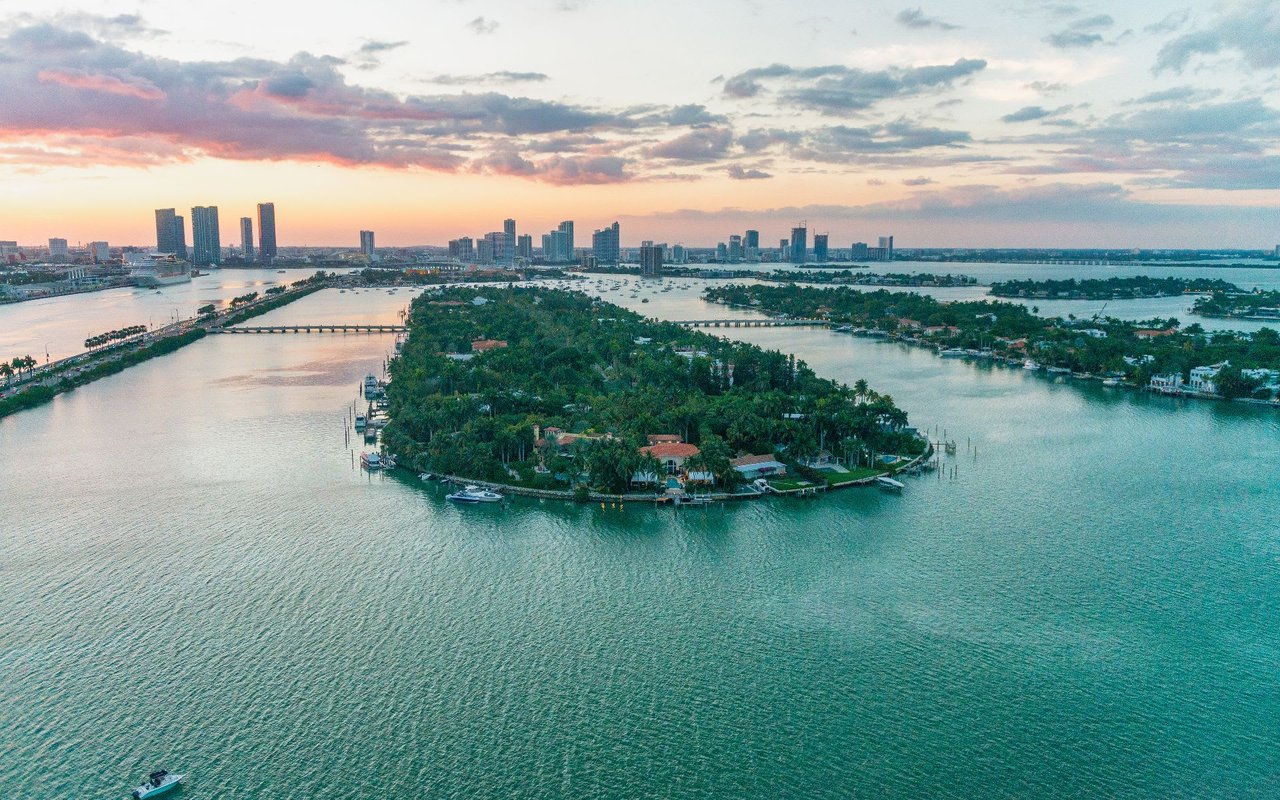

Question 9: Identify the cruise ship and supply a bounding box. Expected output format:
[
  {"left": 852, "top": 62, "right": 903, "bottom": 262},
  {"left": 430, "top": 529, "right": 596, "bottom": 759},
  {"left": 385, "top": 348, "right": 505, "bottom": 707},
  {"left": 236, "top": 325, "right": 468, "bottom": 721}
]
[{"left": 128, "top": 253, "right": 192, "bottom": 287}]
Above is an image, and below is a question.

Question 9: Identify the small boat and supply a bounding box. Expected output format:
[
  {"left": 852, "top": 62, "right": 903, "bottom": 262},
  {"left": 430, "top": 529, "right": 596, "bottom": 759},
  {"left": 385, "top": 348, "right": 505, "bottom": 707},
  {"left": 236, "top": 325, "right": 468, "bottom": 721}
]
[
  {"left": 446, "top": 485, "right": 504, "bottom": 503},
  {"left": 419, "top": 471, "right": 435, "bottom": 481},
  {"left": 360, "top": 451, "right": 382, "bottom": 470},
  {"left": 939, "top": 348, "right": 966, "bottom": 358},
  {"left": 1046, "top": 365, "right": 1072, "bottom": 374},
  {"left": 131, "top": 770, "right": 183, "bottom": 799},
  {"left": 354, "top": 414, "right": 366, "bottom": 430},
  {"left": 1023, "top": 359, "right": 1041, "bottom": 371},
  {"left": 876, "top": 476, "right": 906, "bottom": 492},
  {"left": 1102, "top": 377, "right": 1121, "bottom": 386}
]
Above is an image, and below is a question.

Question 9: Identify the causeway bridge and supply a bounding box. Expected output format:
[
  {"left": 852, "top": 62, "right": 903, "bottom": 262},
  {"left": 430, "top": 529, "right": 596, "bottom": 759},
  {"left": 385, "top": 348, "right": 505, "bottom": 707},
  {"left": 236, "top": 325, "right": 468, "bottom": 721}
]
[
  {"left": 669, "top": 318, "right": 829, "bottom": 329},
  {"left": 213, "top": 324, "right": 409, "bottom": 334}
]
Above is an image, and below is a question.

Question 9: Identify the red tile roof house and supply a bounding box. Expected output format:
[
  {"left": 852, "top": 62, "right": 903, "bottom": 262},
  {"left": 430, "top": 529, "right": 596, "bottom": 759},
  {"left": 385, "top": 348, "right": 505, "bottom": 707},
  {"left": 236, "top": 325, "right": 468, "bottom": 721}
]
[
  {"left": 471, "top": 338, "right": 508, "bottom": 352},
  {"left": 640, "top": 442, "right": 700, "bottom": 474},
  {"left": 646, "top": 434, "right": 683, "bottom": 445},
  {"left": 1134, "top": 328, "right": 1177, "bottom": 340}
]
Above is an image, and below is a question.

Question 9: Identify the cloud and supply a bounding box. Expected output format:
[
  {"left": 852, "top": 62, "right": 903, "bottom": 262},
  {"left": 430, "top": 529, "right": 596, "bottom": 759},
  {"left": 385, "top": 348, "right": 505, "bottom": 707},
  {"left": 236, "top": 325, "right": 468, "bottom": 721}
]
[
  {"left": 358, "top": 40, "right": 408, "bottom": 54},
  {"left": 722, "top": 59, "right": 987, "bottom": 114},
  {"left": 902, "top": 176, "right": 934, "bottom": 185},
  {"left": 467, "top": 16, "right": 499, "bottom": 35},
  {"left": 1122, "top": 86, "right": 1217, "bottom": 105},
  {"left": 1155, "top": 0, "right": 1280, "bottom": 72},
  {"left": 647, "top": 127, "right": 733, "bottom": 162},
  {"left": 1143, "top": 9, "right": 1189, "bottom": 35},
  {"left": 727, "top": 165, "right": 772, "bottom": 180},
  {"left": 1001, "top": 104, "right": 1075, "bottom": 122},
  {"left": 0, "top": 22, "right": 730, "bottom": 183},
  {"left": 895, "top": 7, "right": 960, "bottom": 30},
  {"left": 1044, "top": 13, "right": 1114, "bottom": 48},
  {"left": 425, "top": 71, "right": 549, "bottom": 85}
]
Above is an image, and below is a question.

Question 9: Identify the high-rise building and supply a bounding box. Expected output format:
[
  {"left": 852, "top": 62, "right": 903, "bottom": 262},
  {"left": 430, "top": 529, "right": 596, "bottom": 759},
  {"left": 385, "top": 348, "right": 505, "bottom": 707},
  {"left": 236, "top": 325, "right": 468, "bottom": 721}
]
[
  {"left": 240, "top": 217, "right": 254, "bottom": 262},
  {"left": 716, "top": 242, "right": 728, "bottom": 262},
  {"left": 814, "top": 233, "right": 829, "bottom": 263},
  {"left": 155, "top": 208, "right": 182, "bottom": 256},
  {"left": 449, "top": 237, "right": 475, "bottom": 261},
  {"left": 257, "top": 203, "right": 277, "bottom": 263},
  {"left": 639, "top": 241, "right": 664, "bottom": 277},
  {"left": 670, "top": 244, "right": 686, "bottom": 264},
  {"left": 360, "top": 230, "right": 376, "bottom": 257},
  {"left": 779, "top": 239, "right": 788, "bottom": 259},
  {"left": 878, "top": 235, "right": 894, "bottom": 261},
  {"left": 790, "top": 225, "right": 808, "bottom": 264},
  {"left": 517, "top": 234, "right": 533, "bottom": 259},
  {"left": 89, "top": 241, "right": 110, "bottom": 263},
  {"left": 592, "top": 221, "right": 620, "bottom": 264},
  {"left": 503, "top": 219, "right": 516, "bottom": 265},
  {"left": 47, "top": 238, "right": 68, "bottom": 261},
  {"left": 191, "top": 206, "right": 221, "bottom": 266},
  {"left": 483, "top": 231, "right": 505, "bottom": 264},
  {"left": 744, "top": 229, "right": 759, "bottom": 250},
  {"left": 851, "top": 242, "right": 869, "bottom": 260},
  {"left": 557, "top": 220, "right": 574, "bottom": 262},
  {"left": 477, "top": 237, "right": 493, "bottom": 264},
  {"left": 173, "top": 215, "right": 187, "bottom": 259},
  {"left": 728, "top": 234, "right": 742, "bottom": 262}
]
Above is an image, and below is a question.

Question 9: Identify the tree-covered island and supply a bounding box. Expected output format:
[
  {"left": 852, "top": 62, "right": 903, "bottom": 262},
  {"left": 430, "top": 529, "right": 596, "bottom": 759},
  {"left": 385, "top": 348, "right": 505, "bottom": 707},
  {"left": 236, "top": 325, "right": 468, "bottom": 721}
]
[
  {"left": 382, "top": 287, "right": 926, "bottom": 497},
  {"left": 703, "top": 284, "right": 1280, "bottom": 402},
  {"left": 1191, "top": 289, "right": 1280, "bottom": 320},
  {"left": 989, "top": 275, "right": 1241, "bottom": 300}
]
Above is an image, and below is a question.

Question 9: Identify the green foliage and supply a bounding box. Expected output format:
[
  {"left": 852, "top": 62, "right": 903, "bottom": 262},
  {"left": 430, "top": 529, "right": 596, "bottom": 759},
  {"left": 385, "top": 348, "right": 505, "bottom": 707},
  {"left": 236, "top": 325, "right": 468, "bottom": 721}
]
[
  {"left": 991, "top": 276, "right": 1240, "bottom": 299},
  {"left": 383, "top": 287, "right": 912, "bottom": 489}
]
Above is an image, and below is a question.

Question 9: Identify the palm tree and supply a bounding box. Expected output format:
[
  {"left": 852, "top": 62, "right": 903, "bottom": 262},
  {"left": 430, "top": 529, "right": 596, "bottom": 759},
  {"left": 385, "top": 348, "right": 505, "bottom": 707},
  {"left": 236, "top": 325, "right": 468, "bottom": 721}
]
[{"left": 0, "top": 361, "right": 12, "bottom": 386}]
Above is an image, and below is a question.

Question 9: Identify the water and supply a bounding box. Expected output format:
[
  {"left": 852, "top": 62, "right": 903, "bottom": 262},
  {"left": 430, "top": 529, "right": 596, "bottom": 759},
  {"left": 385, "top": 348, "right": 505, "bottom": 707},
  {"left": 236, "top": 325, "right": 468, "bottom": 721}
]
[{"left": 2, "top": 287, "right": 1279, "bottom": 798}]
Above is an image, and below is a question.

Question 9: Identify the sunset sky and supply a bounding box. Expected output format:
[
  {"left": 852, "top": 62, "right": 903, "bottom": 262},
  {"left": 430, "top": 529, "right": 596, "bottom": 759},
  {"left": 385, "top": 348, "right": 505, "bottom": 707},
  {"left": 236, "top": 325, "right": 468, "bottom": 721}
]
[{"left": 0, "top": 0, "right": 1277, "bottom": 248}]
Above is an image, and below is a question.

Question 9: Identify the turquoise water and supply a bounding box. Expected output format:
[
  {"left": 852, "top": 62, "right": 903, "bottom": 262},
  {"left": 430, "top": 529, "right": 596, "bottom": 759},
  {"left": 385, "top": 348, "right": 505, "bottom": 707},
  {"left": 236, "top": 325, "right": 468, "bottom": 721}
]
[{"left": 2, "top": 288, "right": 1279, "bottom": 798}]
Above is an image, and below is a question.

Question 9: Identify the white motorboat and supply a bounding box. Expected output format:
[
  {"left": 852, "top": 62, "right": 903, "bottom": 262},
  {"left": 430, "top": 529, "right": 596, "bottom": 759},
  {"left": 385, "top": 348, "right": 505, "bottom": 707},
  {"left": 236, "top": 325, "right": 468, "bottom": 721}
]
[
  {"left": 939, "top": 348, "right": 966, "bottom": 358},
  {"left": 131, "top": 770, "right": 183, "bottom": 799},
  {"left": 1023, "top": 359, "right": 1041, "bottom": 370},
  {"left": 876, "top": 476, "right": 906, "bottom": 492},
  {"left": 360, "top": 451, "right": 382, "bottom": 470},
  {"left": 446, "top": 485, "right": 504, "bottom": 503}
]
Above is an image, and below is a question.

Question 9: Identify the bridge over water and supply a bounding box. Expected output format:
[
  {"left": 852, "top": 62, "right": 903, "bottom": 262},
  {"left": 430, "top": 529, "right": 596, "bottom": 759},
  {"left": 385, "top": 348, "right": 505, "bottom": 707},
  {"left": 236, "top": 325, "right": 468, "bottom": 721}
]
[{"left": 213, "top": 324, "right": 408, "bottom": 334}]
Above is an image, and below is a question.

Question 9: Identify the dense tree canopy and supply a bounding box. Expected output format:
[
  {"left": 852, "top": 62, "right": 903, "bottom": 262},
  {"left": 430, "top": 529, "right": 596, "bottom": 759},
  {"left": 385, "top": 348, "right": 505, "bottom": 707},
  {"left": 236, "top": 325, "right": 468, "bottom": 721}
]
[{"left": 383, "top": 287, "right": 916, "bottom": 491}]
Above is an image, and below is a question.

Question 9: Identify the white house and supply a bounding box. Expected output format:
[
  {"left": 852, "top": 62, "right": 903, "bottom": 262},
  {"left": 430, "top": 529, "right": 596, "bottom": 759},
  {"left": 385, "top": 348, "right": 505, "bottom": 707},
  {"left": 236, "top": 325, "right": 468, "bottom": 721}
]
[
  {"left": 1188, "top": 362, "right": 1228, "bottom": 395},
  {"left": 1149, "top": 373, "right": 1184, "bottom": 394}
]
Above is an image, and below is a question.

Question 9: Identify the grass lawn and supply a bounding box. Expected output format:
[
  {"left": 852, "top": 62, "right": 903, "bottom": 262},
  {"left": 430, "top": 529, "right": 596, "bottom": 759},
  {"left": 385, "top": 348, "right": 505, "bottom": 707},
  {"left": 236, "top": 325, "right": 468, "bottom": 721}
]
[{"left": 766, "top": 478, "right": 815, "bottom": 492}]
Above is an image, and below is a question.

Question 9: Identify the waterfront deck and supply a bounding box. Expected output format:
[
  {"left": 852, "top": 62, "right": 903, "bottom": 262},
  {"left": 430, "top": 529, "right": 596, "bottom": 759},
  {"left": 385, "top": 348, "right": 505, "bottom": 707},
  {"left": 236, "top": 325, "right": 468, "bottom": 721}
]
[{"left": 668, "top": 318, "right": 829, "bottom": 328}]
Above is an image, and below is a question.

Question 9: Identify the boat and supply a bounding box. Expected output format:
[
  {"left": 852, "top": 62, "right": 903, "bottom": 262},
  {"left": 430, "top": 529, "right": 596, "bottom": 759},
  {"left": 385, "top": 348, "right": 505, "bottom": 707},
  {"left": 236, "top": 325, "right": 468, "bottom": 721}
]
[
  {"left": 1046, "top": 366, "right": 1072, "bottom": 374},
  {"left": 876, "top": 476, "right": 906, "bottom": 492},
  {"left": 419, "top": 471, "right": 435, "bottom": 481},
  {"left": 939, "top": 348, "right": 966, "bottom": 358},
  {"left": 446, "top": 485, "right": 504, "bottom": 503},
  {"left": 363, "top": 374, "right": 379, "bottom": 395},
  {"left": 1022, "top": 359, "right": 1041, "bottom": 370},
  {"left": 360, "top": 451, "right": 382, "bottom": 470},
  {"left": 354, "top": 414, "right": 366, "bottom": 430},
  {"left": 128, "top": 254, "right": 192, "bottom": 287},
  {"left": 1102, "top": 377, "right": 1121, "bottom": 386},
  {"left": 131, "top": 770, "right": 183, "bottom": 799}
]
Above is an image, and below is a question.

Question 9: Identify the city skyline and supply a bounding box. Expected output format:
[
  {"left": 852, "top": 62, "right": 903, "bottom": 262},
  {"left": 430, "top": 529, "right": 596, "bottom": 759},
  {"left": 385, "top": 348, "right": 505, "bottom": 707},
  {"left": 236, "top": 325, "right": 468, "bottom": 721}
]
[{"left": 0, "top": 1, "right": 1277, "bottom": 247}]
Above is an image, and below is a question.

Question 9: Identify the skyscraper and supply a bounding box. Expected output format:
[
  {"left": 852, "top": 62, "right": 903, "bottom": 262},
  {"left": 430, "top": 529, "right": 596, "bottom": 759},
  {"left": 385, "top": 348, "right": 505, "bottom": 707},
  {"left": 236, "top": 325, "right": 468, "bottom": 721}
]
[
  {"left": 173, "top": 215, "right": 187, "bottom": 260},
  {"left": 592, "top": 221, "right": 620, "bottom": 264},
  {"left": 89, "top": 241, "right": 110, "bottom": 263},
  {"left": 851, "top": 242, "right": 869, "bottom": 260},
  {"left": 790, "top": 225, "right": 808, "bottom": 264},
  {"left": 257, "top": 203, "right": 277, "bottom": 263},
  {"left": 728, "top": 234, "right": 742, "bottom": 262},
  {"left": 483, "top": 231, "right": 504, "bottom": 264},
  {"left": 744, "top": 229, "right": 759, "bottom": 250},
  {"left": 639, "top": 241, "right": 664, "bottom": 277},
  {"left": 155, "top": 208, "right": 181, "bottom": 256},
  {"left": 814, "top": 233, "right": 829, "bottom": 263},
  {"left": 47, "top": 238, "right": 68, "bottom": 261},
  {"left": 557, "top": 221, "right": 574, "bottom": 262},
  {"left": 449, "top": 237, "right": 475, "bottom": 261},
  {"left": 191, "top": 206, "right": 221, "bottom": 266},
  {"left": 878, "top": 235, "right": 894, "bottom": 261},
  {"left": 360, "top": 230, "right": 375, "bottom": 257},
  {"left": 517, "top": 234, "right": 533, "bottom": 259},
  {"left": 503, "top": 219, "right": 516, "bottom": 265},
  {"left": 240, "top": 217, "right": 254, "bottom": 263}
]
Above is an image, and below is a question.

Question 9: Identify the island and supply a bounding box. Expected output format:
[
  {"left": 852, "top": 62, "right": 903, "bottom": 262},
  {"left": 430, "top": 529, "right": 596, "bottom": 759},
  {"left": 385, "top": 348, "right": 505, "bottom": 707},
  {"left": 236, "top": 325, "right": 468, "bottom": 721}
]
[
  {"left": 1191, "top": 289, "right": 1280, "bottom": 321},
  {"left": 702, "top": 284, "right": 1280, "bottom": 403},
  {"left": 988, "top": 275, "right": 1242, "bottom": 300},
  {"left": 382, "top": 286, "right": 928, "bottom": 500}
]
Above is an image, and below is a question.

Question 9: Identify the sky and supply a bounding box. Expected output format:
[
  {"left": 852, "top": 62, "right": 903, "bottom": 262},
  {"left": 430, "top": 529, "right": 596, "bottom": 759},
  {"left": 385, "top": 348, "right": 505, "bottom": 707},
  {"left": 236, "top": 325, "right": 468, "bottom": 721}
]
[{"left": 0, "top": 0, "right": 1277, "bottom": 248}]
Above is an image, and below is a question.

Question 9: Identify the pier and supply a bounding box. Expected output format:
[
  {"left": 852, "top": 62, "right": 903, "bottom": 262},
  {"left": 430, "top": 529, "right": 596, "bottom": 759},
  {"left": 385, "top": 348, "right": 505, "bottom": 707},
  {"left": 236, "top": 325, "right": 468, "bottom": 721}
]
[
  {"left": 669, "top": 318, "right": 829, "bottom": 329},
  {"left": 214, "top": 324, "right": 409, "bottom": 334}
]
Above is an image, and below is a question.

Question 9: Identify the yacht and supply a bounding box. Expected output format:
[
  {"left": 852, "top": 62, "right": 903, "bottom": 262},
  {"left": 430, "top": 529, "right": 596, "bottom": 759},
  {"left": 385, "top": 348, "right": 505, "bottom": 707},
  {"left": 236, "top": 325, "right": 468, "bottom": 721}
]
[
  {"left": 360, "top": 451, "right": 382, "bottom": 470},
  {"left": 131, "top": 770, "right": 183, "bottom": 799},
  {"left": 876, "top": 476, "right": 906, "bottom": 492},
  {"left": 1022, "top": 359, "right": 1041, "bottom": 370},
  {"left": 939, "top": 348, "right": 966, "bottom": 358},
  {"left": 1046, "top": 365, "right": 1072, "bottom": 374},
  {"left": 354, "top": 414, "right": 367, "bottom": 430},
  {"left": 1102, "top": 377, "right": 1121, "bottom": 386},
  {"left": 446, "top": 485, "right": 504, "bottom": 503}
]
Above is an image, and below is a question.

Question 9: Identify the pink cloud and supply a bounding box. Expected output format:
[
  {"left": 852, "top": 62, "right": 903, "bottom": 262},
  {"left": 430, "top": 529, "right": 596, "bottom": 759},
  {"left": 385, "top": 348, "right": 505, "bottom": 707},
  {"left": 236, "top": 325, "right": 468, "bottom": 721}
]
[{"left": 37, "top": 69, "right": 165, "bottom": 101}]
